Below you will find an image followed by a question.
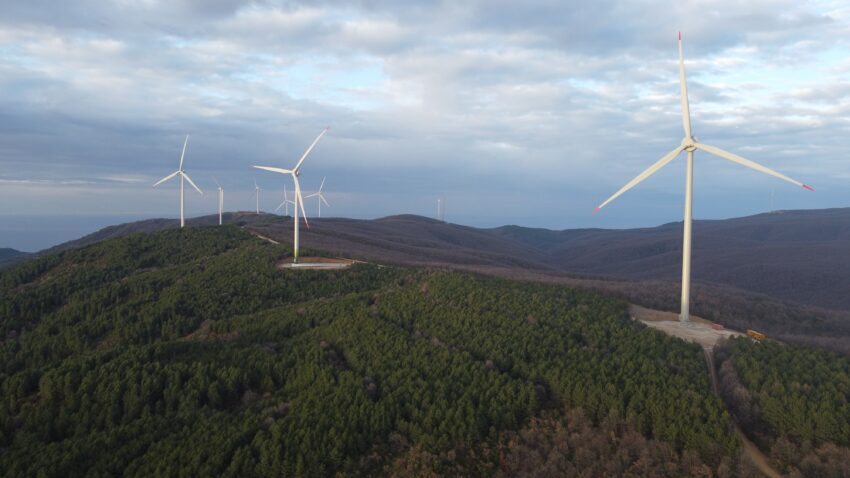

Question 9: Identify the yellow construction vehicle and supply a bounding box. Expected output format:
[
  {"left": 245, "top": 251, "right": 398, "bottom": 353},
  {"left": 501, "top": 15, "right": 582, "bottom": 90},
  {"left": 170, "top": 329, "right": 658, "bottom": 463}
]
[{"left": 747, "top": 329, "right": 766, "bottom": 342}]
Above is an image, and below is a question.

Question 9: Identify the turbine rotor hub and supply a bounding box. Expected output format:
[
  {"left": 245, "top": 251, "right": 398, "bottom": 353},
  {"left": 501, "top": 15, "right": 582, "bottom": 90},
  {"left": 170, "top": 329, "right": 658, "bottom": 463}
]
[{"left": 681, "top": 137, "right": 697, "bottom": 152}]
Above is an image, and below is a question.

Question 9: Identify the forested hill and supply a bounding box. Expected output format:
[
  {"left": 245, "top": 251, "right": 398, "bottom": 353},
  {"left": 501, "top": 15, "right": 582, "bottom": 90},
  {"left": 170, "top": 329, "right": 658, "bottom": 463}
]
[
  {"left": 1, "top": 226, "right": 745, "bottom": 476},
  {"left": 3, "top": 225, "right": 849, "bottom": 475},
  {"left": 715, "top": 338, "right": 850, "bottom": 475},
  {"left": 250, "top": 208, "right": 850, "bottom": 312},
  {"left": 16, "top": 209, "right": 850, "bottom": 353},
  {"left": 36, "top": 208, "right": 850, "bottom": 312}
]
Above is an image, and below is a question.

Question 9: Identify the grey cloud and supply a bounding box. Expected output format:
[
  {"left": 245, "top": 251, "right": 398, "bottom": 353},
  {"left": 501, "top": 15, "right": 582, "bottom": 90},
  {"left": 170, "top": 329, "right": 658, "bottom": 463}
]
[{"left": 0, "top": 0, "right": 846, "bottom": 232}]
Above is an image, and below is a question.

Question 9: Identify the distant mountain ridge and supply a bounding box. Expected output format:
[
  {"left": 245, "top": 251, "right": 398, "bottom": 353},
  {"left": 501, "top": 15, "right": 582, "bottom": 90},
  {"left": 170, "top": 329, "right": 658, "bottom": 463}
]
[
  {"left": 0, "top": 248, "right": 26, "bottom": 259},
  {"left": 491, "top": 208, "right": 850, "bottom": 310},
  {"left": 246, "top": 208, "right": 850, "bottom": 312},
  {"left": 18, "top": 207, "right": 850, "bottom": 313},
  {"left": 0, "top": 248, "right": 29, "bottom": 268}
]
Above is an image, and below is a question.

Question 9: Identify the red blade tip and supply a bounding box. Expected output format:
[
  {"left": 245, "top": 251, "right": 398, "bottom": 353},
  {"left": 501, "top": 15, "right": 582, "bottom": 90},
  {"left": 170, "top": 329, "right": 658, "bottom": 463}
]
[
  {"left": 803, "top": 184, "right": 814, "bottom": 191},
  {"left": 678, "top": 32, "right": 682, "bottom": 40},
  {"left": 592, "top": 207, "right": 601, "bottom": 214}
]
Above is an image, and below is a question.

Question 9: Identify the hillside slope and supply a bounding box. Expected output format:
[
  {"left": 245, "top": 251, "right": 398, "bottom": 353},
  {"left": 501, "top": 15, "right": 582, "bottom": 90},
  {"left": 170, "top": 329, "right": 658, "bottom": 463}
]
[
  {"left": 494, "top": 208, "right": 850, "bottom": 310},
  {"left": 0, "top": 226, "right": 746, "bottom": 476},
  {"left": 15, "top": 209, "right": 850, "bottom": 353},
  {"left": 28, "top": 208, "right": 850, "bottom": 313}
]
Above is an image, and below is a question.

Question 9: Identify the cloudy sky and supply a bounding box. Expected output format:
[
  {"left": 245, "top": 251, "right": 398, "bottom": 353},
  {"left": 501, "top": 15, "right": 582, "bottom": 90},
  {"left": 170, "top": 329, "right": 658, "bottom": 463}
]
[{"left": 1, "top": 0, "right": 849, "bottom": 248}]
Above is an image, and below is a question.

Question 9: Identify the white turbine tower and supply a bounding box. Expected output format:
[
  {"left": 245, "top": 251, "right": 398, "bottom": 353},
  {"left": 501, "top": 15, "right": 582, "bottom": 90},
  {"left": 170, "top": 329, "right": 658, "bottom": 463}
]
[
  {"left": 153, "top": 134, "right": 203, "bottom": 228},
  {"left": 275, "top": 184, "right": 294, "bottom": 216},
  {"left": 254, "top": 127, "right": 329, "bottom": 262},
  {"left": 252, "top": 179, "right": 261, "bottom": 214},
  {"left": 306, "top": 177, "right": 330, "bottom": 218},
  {"left": 593, "top": 33, "right": 813, "bottom": 324},
  {"left": 213, "top": 178, "right": 224, "bottom": 225}
]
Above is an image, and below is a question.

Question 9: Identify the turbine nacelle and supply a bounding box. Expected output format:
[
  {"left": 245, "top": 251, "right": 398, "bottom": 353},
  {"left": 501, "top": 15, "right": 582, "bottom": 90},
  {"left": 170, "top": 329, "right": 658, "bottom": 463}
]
[{"left": 681, "top": 137, "right": 697, "bottom": 152}]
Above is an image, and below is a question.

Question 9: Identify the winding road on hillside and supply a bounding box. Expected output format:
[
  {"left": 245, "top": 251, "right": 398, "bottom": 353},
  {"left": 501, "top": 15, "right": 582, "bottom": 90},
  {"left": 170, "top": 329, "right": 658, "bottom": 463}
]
[
  {"left": 703, "top": 347, "right": 781, "bottom": 478},
  {"left": 631, "top": 305, "right": 782, "bottom": 477}
]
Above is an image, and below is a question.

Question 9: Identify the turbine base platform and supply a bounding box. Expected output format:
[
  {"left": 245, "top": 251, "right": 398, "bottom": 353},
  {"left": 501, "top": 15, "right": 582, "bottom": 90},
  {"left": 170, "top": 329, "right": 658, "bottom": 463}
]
[
  {"left": 276, "top": 257, "right": 354, "bottom": 270},
  {"left": 629, "top": 305, "right": 743, "bottom": 348}
]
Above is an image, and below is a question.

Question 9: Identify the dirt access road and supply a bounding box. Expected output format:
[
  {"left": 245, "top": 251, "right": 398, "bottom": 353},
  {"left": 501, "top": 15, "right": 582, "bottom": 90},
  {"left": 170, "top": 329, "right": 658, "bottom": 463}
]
[{"left": 630, "top": 305, "right": 782, "bottom": 478}]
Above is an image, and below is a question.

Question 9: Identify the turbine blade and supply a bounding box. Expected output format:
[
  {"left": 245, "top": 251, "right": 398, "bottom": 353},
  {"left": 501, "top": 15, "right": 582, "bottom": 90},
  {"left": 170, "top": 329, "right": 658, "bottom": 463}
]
[
  {"left": 182, "top": 172, "right": 203, "bottom": 194},
  {"left": 153, "top": 171, "right": 180, "bottom": 187},
  {"left": 318, "top": 176, "right": 326, "bottom": 192},
  {"left": 695, "top": 143, "right": 814, "bottom": 190},
  {"left": 305, "top": 192, "right": 319, "bottom": 198},
  {"left": 594, "top": 145, "right": 685, "bottom": 213},
  {"left": 293, "top": 127, "right": 329, "bottom": 172},
  {"left": 253, "top": 165, "right": 293, "bottom": 175},
  {"left": 321, "top": 195, "right": 330, "bottom": 207},
  {"left": 678, "top": 32, "right": 692, "bottom": 138},
  {"left": 179, "top": 135, "right": 189, "bottom": 170},
  {"left": 275, "top": 200, "right": 287, "bottom": 213}
]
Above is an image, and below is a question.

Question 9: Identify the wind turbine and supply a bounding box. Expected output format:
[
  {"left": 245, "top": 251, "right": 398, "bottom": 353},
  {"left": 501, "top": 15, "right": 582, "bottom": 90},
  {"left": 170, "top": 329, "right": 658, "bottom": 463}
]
[
  {"left": 306, "top": 177, "right": 330, "bottom": 217},
  {"left": 252, "top": 179, "right": 261, "bottom": 214},
  {"left": 254, "top": 127, "right": 329, "bottom": 262},
  {"left": 213, "top": 178, "right": 224, "bottom": 225},
  {"left": 592, "top": 33, "right": 813, "bottom": 324},
  {"left": 275, "top": 184, "right": 294, "bottom": 216},
  {"left": 153, "top": 134, "right": 203, "bottom": 228}
]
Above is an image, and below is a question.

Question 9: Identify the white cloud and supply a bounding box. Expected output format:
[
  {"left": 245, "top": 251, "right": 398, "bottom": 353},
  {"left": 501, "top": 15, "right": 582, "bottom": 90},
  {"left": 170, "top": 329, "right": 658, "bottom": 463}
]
[{"left": 0, "top": 0, "right": 847, "bottom": 229}]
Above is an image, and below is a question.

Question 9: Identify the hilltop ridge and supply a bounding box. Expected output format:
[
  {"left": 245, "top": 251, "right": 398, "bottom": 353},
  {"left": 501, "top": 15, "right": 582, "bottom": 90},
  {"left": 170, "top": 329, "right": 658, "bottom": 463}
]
[{"left": 10, "top": 208, "right": 850, "bottom": 353}]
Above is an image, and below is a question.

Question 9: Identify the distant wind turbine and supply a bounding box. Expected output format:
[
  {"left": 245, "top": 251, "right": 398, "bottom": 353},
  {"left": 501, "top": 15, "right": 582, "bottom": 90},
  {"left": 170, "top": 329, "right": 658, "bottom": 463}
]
[
  {"left": 213, "top": 177, "right": 224, "bottom": 225},
  {"left": 252, "top": 179, "right": 261, "bottom": 214},
  {"left": 275, "top": 184, "right": 294, "bottom": 216},
  {"left": 254, "top": 127, "right": 329, "bottom": 262},
  {"left": 592, "top": 33, "right": 813, "bottom": 324},
  {"left": 436, "top": 198, "right": 446, "bottom": 222},
  {"left": 770, "top": 188, "right": 775, "bottom": 213},
  {"left": 306, "top": 177, "right": 330, "bottom": 218},
  {"left": 153, "top": 134, "right": 203, "bottom": 228}
]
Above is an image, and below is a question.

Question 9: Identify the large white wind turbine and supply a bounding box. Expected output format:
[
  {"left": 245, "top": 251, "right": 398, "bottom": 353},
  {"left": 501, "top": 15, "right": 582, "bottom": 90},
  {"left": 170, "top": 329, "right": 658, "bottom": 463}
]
[
  {"left": 153, "top": 135, "right": 203, "bottom": 228},
  {"left": 275, "top": 184, "right": 294, "bottom": 216},
  {"left": 306, "top": 177, "right": 330, "bottom": 218},
  {"left": 254, "top": 127, "right": 329, "bottom": 262},
  {"left": 214, "top": 178, "right": 224, "bottom": 225},
  {"left": 593, "top": 33, "right": 813, "bottom": 323}
]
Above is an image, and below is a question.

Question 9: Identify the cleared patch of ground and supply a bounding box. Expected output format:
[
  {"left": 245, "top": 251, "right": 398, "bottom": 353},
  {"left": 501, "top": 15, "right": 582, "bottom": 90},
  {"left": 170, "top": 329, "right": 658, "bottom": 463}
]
[{"left": 630, "top": 304, "right": 743, "bottom": 348}]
